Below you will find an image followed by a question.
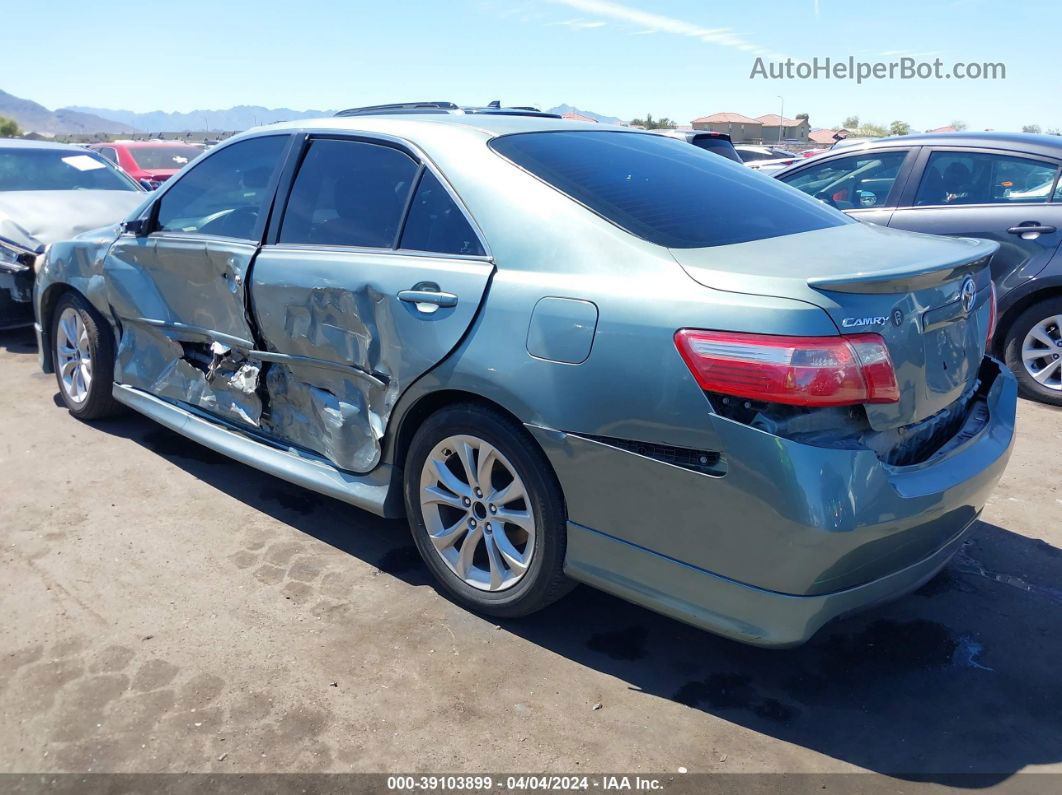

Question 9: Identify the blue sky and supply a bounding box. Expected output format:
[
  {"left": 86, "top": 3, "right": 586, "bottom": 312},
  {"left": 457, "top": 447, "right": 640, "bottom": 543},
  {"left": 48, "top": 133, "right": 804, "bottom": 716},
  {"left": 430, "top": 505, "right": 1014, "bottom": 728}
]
[{"left": 5, "top": 0, "right": 1057, "bottom": 131}]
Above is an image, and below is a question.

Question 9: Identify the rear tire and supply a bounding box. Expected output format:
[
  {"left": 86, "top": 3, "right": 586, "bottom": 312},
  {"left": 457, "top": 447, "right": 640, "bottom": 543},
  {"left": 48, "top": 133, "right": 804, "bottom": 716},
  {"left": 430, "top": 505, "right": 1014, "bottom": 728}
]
[
  {"left": 51, "top": 292, "right": 124, "bottom": 420},
  {"left": 403, "top": 402, "right": 573, "bottom": 618},
  {"left": 1003, "top": 297, "right": 1062, "bottom": 407}
]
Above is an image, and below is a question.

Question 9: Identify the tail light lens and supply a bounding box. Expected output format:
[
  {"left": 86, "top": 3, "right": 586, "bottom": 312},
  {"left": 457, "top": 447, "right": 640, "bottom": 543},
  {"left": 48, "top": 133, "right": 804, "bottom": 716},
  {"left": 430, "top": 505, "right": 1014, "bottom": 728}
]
[
  {"left": 674, "top": 329, "right": 900, "bottom": 407},
  {"left": 986, "top": 280, "right": 997, "bottom": 347}
]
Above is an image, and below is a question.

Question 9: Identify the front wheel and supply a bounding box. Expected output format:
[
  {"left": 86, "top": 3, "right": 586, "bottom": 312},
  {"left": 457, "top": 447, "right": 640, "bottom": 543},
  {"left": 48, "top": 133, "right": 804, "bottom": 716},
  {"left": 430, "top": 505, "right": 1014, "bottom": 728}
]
[
  {"left": 403, "top": 403, "right": 573, "bottom": 617},
  {"left": 1003, "top": 297, "right": 1062, "bottom": 406},
  {"left": 51, "top": 292, "right": 123, "bottom": 419}
]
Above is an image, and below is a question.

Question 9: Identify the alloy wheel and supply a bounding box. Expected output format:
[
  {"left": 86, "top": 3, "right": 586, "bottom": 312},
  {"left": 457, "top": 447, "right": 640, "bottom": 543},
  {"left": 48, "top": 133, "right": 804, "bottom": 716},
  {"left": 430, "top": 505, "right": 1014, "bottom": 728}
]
[
  {"left": 56, "top": 307, "right": 92, "bottom": 404},
  {"left": 1021, "top": 313, "right": 1062, "bottom": 391},
  {"left": 418, "top": 434, "right": 536, "bottom": 592}
]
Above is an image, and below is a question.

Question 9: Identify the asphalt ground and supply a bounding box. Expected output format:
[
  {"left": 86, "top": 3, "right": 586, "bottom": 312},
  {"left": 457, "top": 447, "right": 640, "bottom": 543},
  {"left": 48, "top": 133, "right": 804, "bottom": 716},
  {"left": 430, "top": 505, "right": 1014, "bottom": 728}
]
[{"left": 2, "top": 326, "right": 1061, "bottom": 791}]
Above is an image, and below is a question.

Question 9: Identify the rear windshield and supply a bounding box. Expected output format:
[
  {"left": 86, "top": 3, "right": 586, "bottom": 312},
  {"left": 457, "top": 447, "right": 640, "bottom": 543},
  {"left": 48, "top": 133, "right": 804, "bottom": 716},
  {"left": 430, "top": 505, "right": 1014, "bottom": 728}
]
[
  {"left": 128, "top": 146, "right": 201, "bottom": 170},
  {"left": 490, "top": 131, "right": 849, "bottom": 249},
  {"left": 0, "top": 148, "right": 138, "bottom": 192},
  {"left": 691, "top": 136, "right": 743, "bottom": 163}
]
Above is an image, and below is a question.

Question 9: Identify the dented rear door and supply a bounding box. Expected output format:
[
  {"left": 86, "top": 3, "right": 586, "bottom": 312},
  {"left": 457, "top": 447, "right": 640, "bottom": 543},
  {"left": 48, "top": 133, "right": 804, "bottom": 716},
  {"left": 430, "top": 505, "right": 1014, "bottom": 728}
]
[{"left": 250, "top": 137, "right": 493, "bottom": 473}]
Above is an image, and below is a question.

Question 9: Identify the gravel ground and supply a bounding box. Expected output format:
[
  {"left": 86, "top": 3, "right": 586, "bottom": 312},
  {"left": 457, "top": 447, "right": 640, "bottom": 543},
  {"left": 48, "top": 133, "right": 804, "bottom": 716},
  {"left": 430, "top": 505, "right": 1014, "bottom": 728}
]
[{"left": 1, "top": 326, "right": 1060, "bottom": 787}]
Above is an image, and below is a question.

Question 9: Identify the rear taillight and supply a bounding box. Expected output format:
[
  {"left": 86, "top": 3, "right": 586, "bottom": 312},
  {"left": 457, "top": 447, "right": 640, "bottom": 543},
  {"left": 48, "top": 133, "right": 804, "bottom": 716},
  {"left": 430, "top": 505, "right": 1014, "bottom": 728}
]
[
  {"left": 674, "top": 329, "right": 900, "bottom": 407},
  {"left": 986, "top": 281, "right": 997, "bottom": 347}
]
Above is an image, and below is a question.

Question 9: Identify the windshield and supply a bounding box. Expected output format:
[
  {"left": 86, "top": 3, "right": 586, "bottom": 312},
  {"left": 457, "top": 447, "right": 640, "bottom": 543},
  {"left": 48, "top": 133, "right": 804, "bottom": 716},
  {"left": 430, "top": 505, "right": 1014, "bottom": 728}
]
[
  {"left": 0, "top": 148, "right": 139, "bottom": 192},
  {"left": 128, "top": 146, "right": 201, "bottom": 170},
  {"left": 491, "top": 131, "right": 850, "bottom": 249}
]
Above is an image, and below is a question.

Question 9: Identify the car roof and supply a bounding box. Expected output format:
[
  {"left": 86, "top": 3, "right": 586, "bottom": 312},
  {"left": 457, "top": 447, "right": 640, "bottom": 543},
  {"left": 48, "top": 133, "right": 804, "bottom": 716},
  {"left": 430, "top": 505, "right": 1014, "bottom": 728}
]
[
  {"left": 839, "top": 131, "right": 1062, "bottom": 158},
  {"left": 249, "top": 113, "right": 643, "bottom": 141},
  {"left": 0, "top": 137, "right": 89, "bottom": 152}
]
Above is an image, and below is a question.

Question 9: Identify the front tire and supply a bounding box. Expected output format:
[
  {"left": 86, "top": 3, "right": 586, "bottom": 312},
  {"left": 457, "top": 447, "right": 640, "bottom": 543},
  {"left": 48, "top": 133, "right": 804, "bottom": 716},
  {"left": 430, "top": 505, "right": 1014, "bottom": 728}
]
[
  {"left": 51, "top": 292, "right": 123, "bottom": 420},
  {"left": 1003, "top": 297, "right": 1062, "bottom": 406},
  {"left": 403, "top": 403, "right": 573, "bottom": 618}
]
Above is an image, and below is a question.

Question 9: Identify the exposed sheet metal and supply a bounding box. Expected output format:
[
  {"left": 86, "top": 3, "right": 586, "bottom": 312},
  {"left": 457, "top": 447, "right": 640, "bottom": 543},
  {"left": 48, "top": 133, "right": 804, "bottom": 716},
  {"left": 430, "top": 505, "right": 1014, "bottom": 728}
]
[
  {"left": 115, "top": 323, "right": 263, "bottom": 426},
  {"left": 262, "top": 362, "right": 389, "bottom": 472}
]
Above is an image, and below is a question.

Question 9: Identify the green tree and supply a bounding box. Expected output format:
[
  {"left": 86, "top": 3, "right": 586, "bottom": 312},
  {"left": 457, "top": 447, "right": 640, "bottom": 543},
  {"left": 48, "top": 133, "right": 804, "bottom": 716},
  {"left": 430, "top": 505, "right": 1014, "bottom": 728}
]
[
  {"left": 1022, "top": 124, "right": 1042, "bottom": 134},
  {"left": 630, "top": 113, "right": 676, "bottom": 130},
  {"left": 842, "top": 115, "right": 860, "bottom": 129},
  {"left": 0, "top": 116, "right": 21, "bottom": 138},
  {"left": 856, "top": 121, "right": 888, "bottom": 137},
  {"left": 951, "top": 120, "right": 968, "bottom": 131},
  {"left": 796, "top": 112, "right": 809, "bottom": 121},
  {"left": 889, "top": 120, "right": 911, "bottom": 136}
]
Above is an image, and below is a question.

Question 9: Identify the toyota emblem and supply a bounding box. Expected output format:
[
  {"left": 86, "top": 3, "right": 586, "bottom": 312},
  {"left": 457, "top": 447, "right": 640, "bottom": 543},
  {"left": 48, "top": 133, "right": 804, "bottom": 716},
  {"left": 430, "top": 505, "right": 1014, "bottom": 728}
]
[{"left": 960, "top": 277, "right": 976, "bottom": 314}]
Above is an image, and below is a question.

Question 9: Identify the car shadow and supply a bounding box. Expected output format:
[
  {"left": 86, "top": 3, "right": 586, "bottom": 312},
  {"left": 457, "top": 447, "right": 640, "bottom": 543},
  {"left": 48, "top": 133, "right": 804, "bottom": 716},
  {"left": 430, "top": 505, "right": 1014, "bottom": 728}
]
[
  {"left": 0, "top": 326, "right": 37, "bottom": 355},
  {"left": 93, "top": 414, "right": 1062, "bottom": 786},
  {"left": 14, "top": 337, "right": 1059, "bottom": 786}
]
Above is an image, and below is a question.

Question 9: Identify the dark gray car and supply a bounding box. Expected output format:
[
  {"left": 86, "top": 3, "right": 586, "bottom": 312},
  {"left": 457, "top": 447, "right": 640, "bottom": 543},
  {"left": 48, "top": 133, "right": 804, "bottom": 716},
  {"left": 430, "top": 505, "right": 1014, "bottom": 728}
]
[{"left": 777, "top": 132, "right": 1062, "bottom": 405}]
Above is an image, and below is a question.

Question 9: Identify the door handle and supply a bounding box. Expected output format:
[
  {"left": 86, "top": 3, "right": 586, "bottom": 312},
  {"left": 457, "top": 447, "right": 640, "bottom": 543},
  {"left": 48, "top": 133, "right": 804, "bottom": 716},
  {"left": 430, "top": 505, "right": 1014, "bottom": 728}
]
[
  {"left": 398, "top": 286, "right": 458, "bottom": 309},
  {"left": 1007, "top": 223, "right": 1056, "bottom": 235}
]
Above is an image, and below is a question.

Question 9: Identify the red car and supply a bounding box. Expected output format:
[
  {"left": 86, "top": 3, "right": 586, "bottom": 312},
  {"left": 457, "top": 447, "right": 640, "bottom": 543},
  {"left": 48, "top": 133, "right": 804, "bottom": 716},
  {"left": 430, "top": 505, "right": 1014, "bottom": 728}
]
[{"left": 88, "top": 140, "right": 202, "bottom": 189}]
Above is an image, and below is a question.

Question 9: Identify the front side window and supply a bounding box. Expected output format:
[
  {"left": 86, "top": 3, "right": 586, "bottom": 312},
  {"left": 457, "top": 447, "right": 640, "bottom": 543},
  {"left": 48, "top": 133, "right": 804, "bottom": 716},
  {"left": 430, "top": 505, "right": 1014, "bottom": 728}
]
[
  {"left": 0, "top": 148, "right": 138, "bottom": 192},
  {"left": 399, "top": 171, "right": 484, "bottom": 256},
  {"left": 782, "top": 151, "right": 908, "bottom": 209},
  {"left": 155, "top": 135, "right": 288, "bottom": 240},
  {"left": 914, "top": 151, "right": 1060, "bottom": 206},
  {"left": 97, "top": 147, "right": 118, "bottom": 163},
  {"left": 491, "top": 131, "right": 848, "bottom": 249},
  {"left": 279, "top": 139, "right": 418, "bottom": 248}
]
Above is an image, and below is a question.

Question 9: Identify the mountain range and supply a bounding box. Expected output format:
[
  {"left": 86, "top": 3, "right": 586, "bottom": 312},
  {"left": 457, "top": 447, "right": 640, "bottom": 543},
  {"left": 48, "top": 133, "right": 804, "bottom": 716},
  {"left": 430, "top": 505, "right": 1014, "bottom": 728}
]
[
  {"left": 63, "top": 104, "right": 337, "bottom": 133},
  {"left": 0, "top": 88, "right": 624, "bottom": 135},
  {"left": 0, "top": 90, "right": 137, "bottom": 135}
]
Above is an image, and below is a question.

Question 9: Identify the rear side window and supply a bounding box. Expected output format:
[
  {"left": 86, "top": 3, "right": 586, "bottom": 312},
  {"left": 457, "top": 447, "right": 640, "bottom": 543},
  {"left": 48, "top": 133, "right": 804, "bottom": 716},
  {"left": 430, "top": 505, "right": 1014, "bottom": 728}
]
[
  {"left": 399, "top": 171, "right": 484, "bottom": 256},
  {"left": 915, "top": 151, "right": 1060, "bottom": 206},
  {"left": 280, "top": 139, "right": 418, "bottom": 248},
  {"left": 491, "top": 131, "right": 848, "bottom": 249},
  {"left": 155, "top": 135, "right": 288, "bottom": 239}
]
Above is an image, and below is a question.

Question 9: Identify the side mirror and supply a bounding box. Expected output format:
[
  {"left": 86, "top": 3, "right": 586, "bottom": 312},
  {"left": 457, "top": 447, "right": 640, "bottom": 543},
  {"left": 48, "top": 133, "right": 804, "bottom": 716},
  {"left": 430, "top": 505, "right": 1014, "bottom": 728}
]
[{"left": 123, "top": 218, "right": 151, "bottom": 237}]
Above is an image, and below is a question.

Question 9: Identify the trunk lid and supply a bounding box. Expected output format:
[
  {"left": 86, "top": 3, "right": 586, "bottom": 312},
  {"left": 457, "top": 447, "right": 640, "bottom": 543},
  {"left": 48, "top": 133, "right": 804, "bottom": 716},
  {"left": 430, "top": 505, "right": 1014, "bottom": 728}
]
[{"left": 670, "top": 222, "right": 998, "bottom": 430}]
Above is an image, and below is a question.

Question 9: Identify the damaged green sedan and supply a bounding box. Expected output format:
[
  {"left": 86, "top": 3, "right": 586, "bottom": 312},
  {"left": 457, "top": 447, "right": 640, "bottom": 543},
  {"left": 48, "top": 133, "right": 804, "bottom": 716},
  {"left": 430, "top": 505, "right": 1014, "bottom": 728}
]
[{"left": 34, "top": 104, "right": 1016, "bottom": 646}]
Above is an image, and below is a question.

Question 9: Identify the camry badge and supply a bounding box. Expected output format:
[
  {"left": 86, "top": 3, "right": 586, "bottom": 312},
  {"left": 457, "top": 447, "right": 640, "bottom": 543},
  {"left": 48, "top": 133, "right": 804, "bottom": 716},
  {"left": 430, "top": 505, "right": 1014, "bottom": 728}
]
[
  {"left": 841, "top": 316, "right": 887, "bottom": 328},
  {"left": 960, "top": 277, "right": 976, "bottom": 314}
]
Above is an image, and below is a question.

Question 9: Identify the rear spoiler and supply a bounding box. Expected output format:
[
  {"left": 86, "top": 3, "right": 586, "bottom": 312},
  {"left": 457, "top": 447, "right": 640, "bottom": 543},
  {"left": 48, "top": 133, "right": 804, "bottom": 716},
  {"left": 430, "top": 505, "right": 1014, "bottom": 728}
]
[{"left": 809, "top": 252, "right": 995, "bottom": 294}]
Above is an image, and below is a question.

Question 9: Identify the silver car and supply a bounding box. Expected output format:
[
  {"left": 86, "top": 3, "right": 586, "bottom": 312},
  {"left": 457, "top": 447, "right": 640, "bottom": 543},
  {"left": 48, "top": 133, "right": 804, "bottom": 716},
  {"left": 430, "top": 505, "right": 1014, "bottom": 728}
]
[
  {"left": 34, "top": 105, "right": 1015, "bottom": 647},
  {"left": 0, "top": 139, "right": 144, "bottom": 328}
]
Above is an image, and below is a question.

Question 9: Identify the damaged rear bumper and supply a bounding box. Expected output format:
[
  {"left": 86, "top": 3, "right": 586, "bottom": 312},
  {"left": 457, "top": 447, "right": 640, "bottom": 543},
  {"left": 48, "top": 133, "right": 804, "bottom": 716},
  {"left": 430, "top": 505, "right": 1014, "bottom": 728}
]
[
  {"left": 529, "top": 358, "right": 1016, "bottom": 646},
  {"left": 563, "top": 513, "right": 975, "bottom": 648}
]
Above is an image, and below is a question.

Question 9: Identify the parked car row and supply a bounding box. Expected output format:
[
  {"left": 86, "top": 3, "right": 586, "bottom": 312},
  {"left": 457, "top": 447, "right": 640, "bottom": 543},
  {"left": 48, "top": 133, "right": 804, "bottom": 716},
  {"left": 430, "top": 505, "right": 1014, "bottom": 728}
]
[
  {"left": 87, "top": 140, "right": 203, "bottom": 190},
  {"left": 18, "top": 104, "right": 1018, "bottom": 649}
]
